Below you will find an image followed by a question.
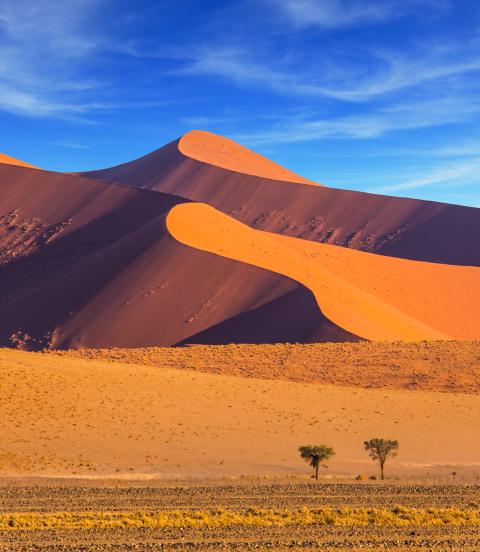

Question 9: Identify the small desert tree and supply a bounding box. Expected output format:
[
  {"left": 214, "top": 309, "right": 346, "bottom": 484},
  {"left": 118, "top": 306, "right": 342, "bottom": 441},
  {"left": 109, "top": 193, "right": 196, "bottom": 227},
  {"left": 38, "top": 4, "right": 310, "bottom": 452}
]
[
  {"left": 298, "top": 445, "right": 335, "bottom": 480},
  {"left": 364, "top": 438, "right": 399, "bottom": 480}
]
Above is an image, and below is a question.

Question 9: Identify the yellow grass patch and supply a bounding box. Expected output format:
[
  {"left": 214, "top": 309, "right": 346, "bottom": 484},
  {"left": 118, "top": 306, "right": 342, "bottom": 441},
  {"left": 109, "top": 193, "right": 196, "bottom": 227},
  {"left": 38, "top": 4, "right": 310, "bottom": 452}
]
[{"left": 2, "top": 507, "right": 480, "bottom": 530}]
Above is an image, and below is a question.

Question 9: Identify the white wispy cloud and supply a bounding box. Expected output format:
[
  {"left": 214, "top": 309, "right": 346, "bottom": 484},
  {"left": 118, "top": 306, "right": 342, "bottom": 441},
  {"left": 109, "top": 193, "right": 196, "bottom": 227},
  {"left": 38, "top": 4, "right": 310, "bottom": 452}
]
[
  {"left": 52, "top": 141, "right": 90, "bottom": 149},
  {"left": 232, "top": 92, "right": 480, "bottom": 144},
  {"left": 268, "top": 0, "right": 450, "bottom": 29},
  {"left": 267, "top": 0, "right": 404, "bottom": 29},
  {"left": 175, "top": 28, "right": 480, "bottom": 149},
  {"left": 427, "top": 141, "right": 480, "bottom": 158},
  {"left": 373, "top": 157, "right": 480, "bottom": 194},
  {"left": 179, "top": 43, "right": 480, "bottom": 102},
  {"left": 0, "top": 0, "right": 108, "bottom": 119},
  {"left": 0, "top": 0, "right": 167, "bottom": 120}
]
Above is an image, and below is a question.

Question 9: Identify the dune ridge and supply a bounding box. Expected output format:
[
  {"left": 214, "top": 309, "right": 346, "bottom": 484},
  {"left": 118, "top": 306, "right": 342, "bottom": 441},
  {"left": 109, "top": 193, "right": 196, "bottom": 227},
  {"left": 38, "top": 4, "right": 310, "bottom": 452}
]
[
  {"left": 1, "top": 130, "right": 479, "bottom": 348},
  {"left": 166, "top": 202, "right": 480, "bottom": 341},
  {"left": 61, "top": 341, "right": 480, "bottom": 394},
  {"left": 0, "top": 153, "right": 37, "bottom": 169},
  {"left": 82, "top": 130, "right": 480, "bottom": 266},
  {"left": 178, "top": 130, "right": 317, "bottom": 185},
  {"left": 0, "top": 163, "right": 351, "bottom": 349}
]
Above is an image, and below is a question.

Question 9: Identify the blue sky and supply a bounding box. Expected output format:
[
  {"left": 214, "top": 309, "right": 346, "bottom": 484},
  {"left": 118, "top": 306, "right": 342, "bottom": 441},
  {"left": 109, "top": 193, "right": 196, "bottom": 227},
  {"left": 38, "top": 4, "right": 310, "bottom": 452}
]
[{"left": 1, "top": 0, "right": 480, "bottom": 206}]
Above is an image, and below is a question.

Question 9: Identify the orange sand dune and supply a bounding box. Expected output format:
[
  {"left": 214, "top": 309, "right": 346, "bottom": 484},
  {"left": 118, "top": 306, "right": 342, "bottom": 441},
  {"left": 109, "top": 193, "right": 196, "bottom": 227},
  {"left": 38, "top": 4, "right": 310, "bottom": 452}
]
[
  {"left": 1, "top": 348, "right": 480, "bottom": 478},
  {"left": 167, "top": 203, "right": 480, "bottom": 341},
  {"left": 0, "top": 153, "right": 37, "bottom": 169},
  {"left": 179, "top": 130, "right": 317, "bottom": 185},
  {"left": 279, "top": 235, "right": 480, "bottom": 341},
  {"left": 82, "top": 130, "right": 480, "bottom": 267},
  {"left": 0, "top": 163, "right": 348, "bottom": 349}
]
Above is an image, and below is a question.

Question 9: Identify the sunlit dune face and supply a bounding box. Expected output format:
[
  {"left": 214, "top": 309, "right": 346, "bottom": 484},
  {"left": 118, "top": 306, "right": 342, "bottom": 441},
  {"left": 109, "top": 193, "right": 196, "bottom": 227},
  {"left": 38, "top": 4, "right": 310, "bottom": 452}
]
[
  {"left": 178, "top": 130, "right": 319, "bottom": 185},
  {"left": 166, "top": 202, "right": 480, "bottom": 342},
  {"left": 0, "top": 153, "right": 38, "bottom": 169}
]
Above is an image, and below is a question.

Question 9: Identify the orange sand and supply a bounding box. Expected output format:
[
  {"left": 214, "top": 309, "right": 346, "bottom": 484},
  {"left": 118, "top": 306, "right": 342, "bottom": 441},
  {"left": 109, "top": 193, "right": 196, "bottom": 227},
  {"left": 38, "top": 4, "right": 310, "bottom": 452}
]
[
  {"left": 166, "top": 203, "right": 480, "bottom": 341},
  {"left": 1, "top": 348, "right": 479, "bottom": 478},
  {"left": 178, "top": 130, "right": 318, "bottom": 185},
  {"left": 0, "top": 153, "right": 37, "bottom": 169},
  {"left": 63, "top": 341, "right": 480, "bottom": 394}
]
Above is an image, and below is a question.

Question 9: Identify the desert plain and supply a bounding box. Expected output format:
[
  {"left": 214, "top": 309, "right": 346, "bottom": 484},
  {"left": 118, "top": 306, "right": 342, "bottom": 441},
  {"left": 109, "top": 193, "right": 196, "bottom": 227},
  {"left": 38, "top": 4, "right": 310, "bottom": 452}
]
[{"left": 1, "top": 343, "right": 480, "bottom": 550}]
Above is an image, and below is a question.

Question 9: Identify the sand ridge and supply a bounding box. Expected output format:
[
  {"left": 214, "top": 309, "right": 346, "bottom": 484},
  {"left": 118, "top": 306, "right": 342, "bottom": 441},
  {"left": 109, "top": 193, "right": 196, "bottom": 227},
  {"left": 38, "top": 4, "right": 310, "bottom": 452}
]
[
  {"left": 1, "top": 163, "right": 344, "bottom": 348},
  {"left": 1, "top": 159, "right": 479, "bottom": 348},
  {"left": 166, "top": 202, "right": 480, "bottom": 341},
  {"left": 82, "top": 130, "right": 480, "bottom": 267},
  {"left": 61, "top": 341, "right": 480, "bottom": 394},
  {"left": 178, "top": 130, "right": 317, "bottom": 185},
  {"left": 0, "top": 153, "right": 38, "bottom": 170}
]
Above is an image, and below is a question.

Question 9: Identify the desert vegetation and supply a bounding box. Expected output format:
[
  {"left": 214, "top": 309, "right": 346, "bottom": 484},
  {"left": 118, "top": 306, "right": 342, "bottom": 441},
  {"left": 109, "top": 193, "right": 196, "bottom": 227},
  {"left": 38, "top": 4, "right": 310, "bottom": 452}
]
[
  {"left": 298, "top": 440, "right": 399, "bottom": 480},
  {"left": 1, "top": 482, "right": 480, "bottom": 550},
  {"left": 364, "top": 438, "right": 400, "bottom": 480},
  {"left": 3, "top": 506, "right": 480, "bottom": 530},
  {"left": 53, "top": 340, "right": 480, "bottom": 393},
  {"left": 298, "top": 445, "right": 335, "bottom": 479}
]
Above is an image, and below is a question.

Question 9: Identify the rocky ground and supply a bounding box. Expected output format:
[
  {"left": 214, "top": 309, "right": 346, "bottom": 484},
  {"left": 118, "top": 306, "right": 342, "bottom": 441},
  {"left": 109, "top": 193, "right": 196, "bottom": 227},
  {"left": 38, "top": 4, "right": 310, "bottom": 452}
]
[{"left": 1, "top": 480, "right": 480, "bottom": 550}]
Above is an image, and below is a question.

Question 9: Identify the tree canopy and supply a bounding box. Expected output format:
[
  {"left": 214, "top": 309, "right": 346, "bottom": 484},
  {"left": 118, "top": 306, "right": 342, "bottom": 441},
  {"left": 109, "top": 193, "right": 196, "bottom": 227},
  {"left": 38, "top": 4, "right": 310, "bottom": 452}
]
[
  {"left": 364, "top": 438, "right": 399, "bottom": 480},
  {"left": 298, "top": 444, "right": 335, "bottom": 480}
]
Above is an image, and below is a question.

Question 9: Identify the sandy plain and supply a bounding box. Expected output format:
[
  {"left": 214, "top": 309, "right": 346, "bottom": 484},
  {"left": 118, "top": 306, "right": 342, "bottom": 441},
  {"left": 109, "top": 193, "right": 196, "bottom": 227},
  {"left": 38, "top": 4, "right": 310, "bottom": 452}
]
[
  {"left": 1, "top": 346, "right": 479, "bottom": 479},
  {"left": 1, "top": 343, "right": 480, "bottom": 550}
]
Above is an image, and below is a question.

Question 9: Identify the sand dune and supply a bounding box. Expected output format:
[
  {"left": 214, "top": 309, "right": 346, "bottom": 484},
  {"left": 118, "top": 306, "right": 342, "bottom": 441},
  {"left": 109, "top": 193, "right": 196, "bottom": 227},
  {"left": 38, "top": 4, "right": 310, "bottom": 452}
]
[
  {"left": 0, "top": 153, "right": 37, "bottom": 169},
  {"left": 1, "top": 131, "right": 479, "bottom": 347},
  {"left": 1, "top": 348, "right": 479, "bottom": 478},
  {"left": 82, "top": 130, "right": 480, "bottom": 266},
  {"left": 0, "top": 163, "right": 349, "bottom": 348},
  {"left": 167, "top": 202, "right": 480, "bottom": 341},
  {"left": 178, "top": 130, "right": 317, "bottom": 184}
]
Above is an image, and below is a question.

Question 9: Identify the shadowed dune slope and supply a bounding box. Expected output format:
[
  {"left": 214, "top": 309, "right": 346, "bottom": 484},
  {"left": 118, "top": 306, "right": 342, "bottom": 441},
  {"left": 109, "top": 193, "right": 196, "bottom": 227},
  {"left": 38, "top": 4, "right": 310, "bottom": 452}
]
[
  {"left": 82, "top": 130, "right": 480, "bottom": 266},
  {"left": 0, "top": 153, "right": 37, "bottom": 169},
  {"left": 167, "top": 202, "right": 480, "bottom": 341},
  {"left": 182, "top": 286, "right": 358, "bottom": 345},
  {"left": 0, "top": 164, "right": 355, "bottom": 349}
]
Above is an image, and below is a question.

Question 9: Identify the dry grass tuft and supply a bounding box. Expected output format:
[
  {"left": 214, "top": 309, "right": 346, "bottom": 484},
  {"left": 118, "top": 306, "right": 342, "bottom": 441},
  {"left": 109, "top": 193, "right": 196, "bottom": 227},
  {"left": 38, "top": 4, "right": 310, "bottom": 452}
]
[
  {"left": 50, "top": 341, "right": 480, "bottom": 393},
  {"left": 2, "top": 507, "right": 480, "bottom": 530}
]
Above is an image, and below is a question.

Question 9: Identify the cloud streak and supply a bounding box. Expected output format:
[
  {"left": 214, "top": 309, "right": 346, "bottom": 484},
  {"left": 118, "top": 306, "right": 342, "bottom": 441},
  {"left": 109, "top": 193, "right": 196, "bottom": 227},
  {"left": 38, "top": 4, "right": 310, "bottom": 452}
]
[
  {"left": 268, "top": 0, "right": 405, "bottom": 29},
  {"left": 179, "top": 43, "right": 480, "bottom": 103},
  {"left": 232, "top": 92, "right": 480, "bottom": 144},
  {"left": 373, "top": 157, "right": 480, "bottom": 195},
  {"left": 0, "top": 0, "right": 109, "bottom": 119},
  {"left": 0, "top": 0, "right": 167, "bottom": 120}
]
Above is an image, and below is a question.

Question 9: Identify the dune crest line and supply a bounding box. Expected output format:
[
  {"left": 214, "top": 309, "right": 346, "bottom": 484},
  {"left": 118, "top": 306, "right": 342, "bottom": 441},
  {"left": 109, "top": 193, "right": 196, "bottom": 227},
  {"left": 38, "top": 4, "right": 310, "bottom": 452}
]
[
  {"left": 166, "top": 202, "right": 480, "bottom": 341},
  {"left": 0, "top": 153, "right": 39, "bottom": 170},
  {"left": 83, "top": 130, "right": 480, "bottom": 267},
  {"left": 178, "top": 130, "right": 319, "bottom": 185}
]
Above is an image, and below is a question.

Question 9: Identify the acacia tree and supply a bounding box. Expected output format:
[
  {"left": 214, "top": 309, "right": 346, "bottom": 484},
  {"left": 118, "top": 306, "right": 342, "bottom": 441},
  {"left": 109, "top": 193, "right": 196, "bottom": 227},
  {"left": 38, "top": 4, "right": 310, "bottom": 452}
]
[
  {"left": 298, "top": 445, "right": 335, "bottom": 480},
  {"left": 364, "top": 438, "right": 399, "bottom": 480}
]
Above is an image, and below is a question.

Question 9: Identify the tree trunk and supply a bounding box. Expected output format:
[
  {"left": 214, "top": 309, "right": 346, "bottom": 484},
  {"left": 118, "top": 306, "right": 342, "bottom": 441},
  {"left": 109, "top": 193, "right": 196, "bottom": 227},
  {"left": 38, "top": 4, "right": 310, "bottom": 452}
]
[
  {"left": 315, "top": 464, "right": 319, "bottom": 480},
  {"left": 380, "top": 463, "right": 384, "bottom": 480}
]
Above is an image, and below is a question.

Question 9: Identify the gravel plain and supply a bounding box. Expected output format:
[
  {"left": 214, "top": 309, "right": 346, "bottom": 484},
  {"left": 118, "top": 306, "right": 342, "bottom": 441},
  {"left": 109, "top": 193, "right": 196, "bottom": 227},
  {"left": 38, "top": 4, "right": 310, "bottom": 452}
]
[{"left": 1, "top": 480, "right": 480, "bottom": 551}]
